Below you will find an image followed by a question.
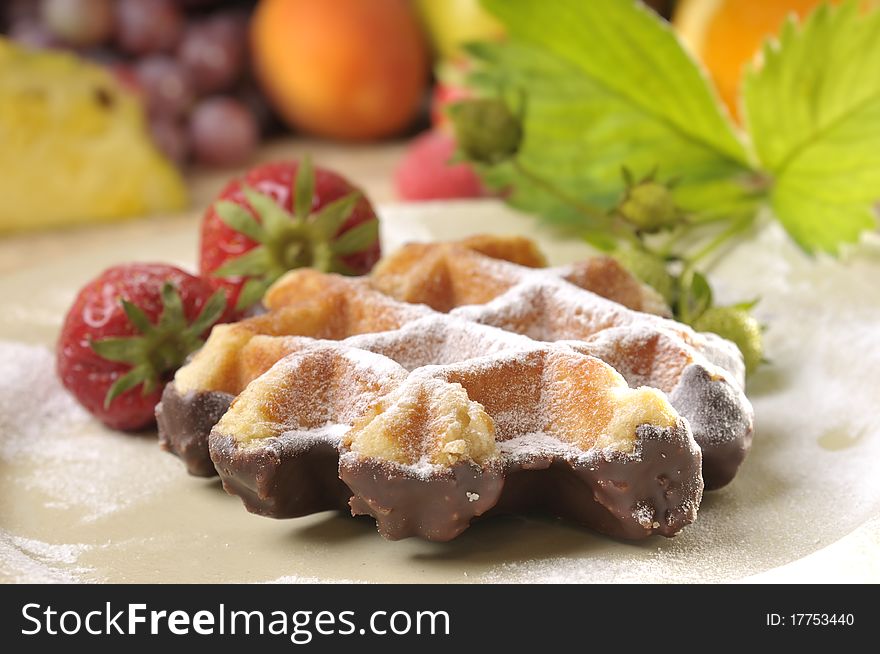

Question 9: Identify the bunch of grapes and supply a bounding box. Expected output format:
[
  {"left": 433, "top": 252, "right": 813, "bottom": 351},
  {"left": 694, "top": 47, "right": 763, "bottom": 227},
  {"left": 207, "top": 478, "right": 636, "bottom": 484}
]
[{"left": 1, "top": 0, "right": 280, "bottom": 168}]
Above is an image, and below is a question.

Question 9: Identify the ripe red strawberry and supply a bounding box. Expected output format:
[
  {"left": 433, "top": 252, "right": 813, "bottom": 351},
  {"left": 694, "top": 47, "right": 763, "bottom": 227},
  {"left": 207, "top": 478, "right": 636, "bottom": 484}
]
[
  {"left": 395, "top": 129, "right": 486, "bottom": 201},
  {"left": 57, "top": 264, "right": 228, "bottom": 431},
  {"left": 199, "top": 158, "right": 381, "bottom": 313}
]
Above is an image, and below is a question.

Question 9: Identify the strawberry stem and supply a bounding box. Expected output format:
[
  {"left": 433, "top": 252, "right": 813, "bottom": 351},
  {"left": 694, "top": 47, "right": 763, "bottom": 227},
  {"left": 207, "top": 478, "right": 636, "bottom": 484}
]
[
  {"left": 91, "top": 283, "right": 227, "bottom": 408},
  {"left": 212, "top": 157, "right": 379, "bottom": 311}
]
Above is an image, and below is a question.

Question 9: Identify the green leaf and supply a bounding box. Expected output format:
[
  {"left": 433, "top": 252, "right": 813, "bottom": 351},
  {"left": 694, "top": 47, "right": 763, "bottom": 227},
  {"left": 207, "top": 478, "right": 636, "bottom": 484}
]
[
  {"left": 294, "top": 155, "right": 316, "bottom": 220},
  {"left": 331, "top": 219, "right": 379, "bottom": 256},
  {"left": 310, "top": 193, "right": 360, "bottom": 239},
  {"left": 187, "top": 290, "right": 228, "bottom": 337},
  {"left": 235, "top": 278, "right": 269, "bottom": 312},
  {"left": 89, "top": 336, "right": 143, "bottom": 364},
  {"left": 743, "top": 0, "right": 880, "bottom": 253},
  {"left": 677, "top": 268, "right": 713, "bottom": 324},
  {"left": 241, "top": 186, "right": 293, "bottom": 236},
  {"left": 120, "top": 299, "right": 154, "bottom": 335},
  {"left": 471, "top": 0, "right": 758, "bottom": 227},
  {"left": 215, "top": 201, "right": 266, "bottom": 243},
  {"left": 212, "top": 246, "right": 272, "bottom": 278},
  {"left": 158, "top": 283, "right": 184, "bottom": 331},
  {"left": 103, "top": 364, "right": 152, "bottom": 408}
]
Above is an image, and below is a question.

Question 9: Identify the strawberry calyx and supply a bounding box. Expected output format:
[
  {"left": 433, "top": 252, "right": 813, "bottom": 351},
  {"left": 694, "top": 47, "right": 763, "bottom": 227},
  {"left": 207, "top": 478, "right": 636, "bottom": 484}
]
[
  {"left": 90, "top": 283, "right": 227, "bottom": 408},
  {"left": 211, "top": 156, "right": 380, "bottom": 311}
]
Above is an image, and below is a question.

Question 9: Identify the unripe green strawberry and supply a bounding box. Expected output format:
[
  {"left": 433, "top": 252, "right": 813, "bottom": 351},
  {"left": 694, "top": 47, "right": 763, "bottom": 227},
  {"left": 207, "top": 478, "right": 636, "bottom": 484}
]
[
  {"left": 613, "top": 247, "right": 674, "bottom": 304},
  {"left": 693, "top": 306, "right": 764, "bottom": 374},
  {"left": 615, "top": 172, "right": 683, "bottom": 232},
  {"left": 447, "top": 98, "right": 523, "bottom": 165}
]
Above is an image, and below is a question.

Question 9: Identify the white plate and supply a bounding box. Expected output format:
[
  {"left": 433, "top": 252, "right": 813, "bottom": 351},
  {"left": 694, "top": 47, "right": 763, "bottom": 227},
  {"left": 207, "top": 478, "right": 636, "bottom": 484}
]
[{"left": 1, "top": 200, "right": 879, "bottom": 583}]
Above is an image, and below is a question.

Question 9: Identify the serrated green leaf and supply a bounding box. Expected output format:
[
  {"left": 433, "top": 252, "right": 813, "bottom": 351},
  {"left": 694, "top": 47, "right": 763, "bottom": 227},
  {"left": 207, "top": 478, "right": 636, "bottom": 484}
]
[
  {"left": 242, "top": 186, "right": 293, "bottom": 236},
  {"left": 215, "top": 201, "right": 266, "bottom": 243},
  {"left": 311, "top": 193, "right": 360, "bottom": 239},
  {"left": 471, "top": 0, "right": 758, "bottom": 227},
  {"left": 331, "top": 219, "right": 379, "bottom": 256},
  {"left": 212, "top": 246, "right": 272, "bottom": 278},
  {"left": 743, "top": 0, "right": 880, "bottom": 253},
  {"left": 295, "top": 155, "right": 316, "bottom": 220}
]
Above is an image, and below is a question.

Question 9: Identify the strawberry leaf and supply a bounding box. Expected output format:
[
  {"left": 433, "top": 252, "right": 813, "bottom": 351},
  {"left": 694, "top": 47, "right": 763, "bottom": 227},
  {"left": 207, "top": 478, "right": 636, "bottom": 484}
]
[
  {"left": 311, "top": 193, "right": 361, "bottom": 239},
  {"left": 215, "top": 200, "right": 267, "bottom": 243},
  {"left": 158, "top": 283, "right": 185, "bottom": 331},
  {"left": 743, "top": 0, "right": 880, "bottom": 254},
  {"left": 331, "top": 219, "right": 379, "bottom": 255},
  {"left": 89, "top": 336, "right": 143, "bottom": 363},
  {"left": 103, "top": 364, "right": 153, "bottom": 407},
  {"left": 212, "top": 246, "right": 273, "bottom": 278},
  {"left": 187, "top": 290, "right": 227, "bottom": 337},
  {"left": 242, "top": 186, "right": 294, "bottom": 236},
  {"left": 120, "top": 299, "right": 154, "bottom": 335},
  {"left": 469, "top": 0, "right": 758, "bottom": 229}
]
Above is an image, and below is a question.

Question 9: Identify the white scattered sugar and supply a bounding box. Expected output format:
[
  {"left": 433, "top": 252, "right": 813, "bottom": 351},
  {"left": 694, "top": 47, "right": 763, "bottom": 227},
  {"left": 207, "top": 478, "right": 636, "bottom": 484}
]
[
  {"left": 466, "top": 492, "right": 480, "bottom": 502},
  {"left": 0, "top": 340, "right": 91, "bottom": 457},
  {"left": 263, "top": 575, "right": 368, "bottom": 584},
  {"left": 0, "top": 340, "right": 181, "bottom": 522},
  {"left": 499, "top": 432, "right": 595, "bottom": 464},
  {"left": 277, "top": 423, "right": 350, "bottom": 451},
  {"left": 0, "top": 530, "right": 93, "bottom": 583}
]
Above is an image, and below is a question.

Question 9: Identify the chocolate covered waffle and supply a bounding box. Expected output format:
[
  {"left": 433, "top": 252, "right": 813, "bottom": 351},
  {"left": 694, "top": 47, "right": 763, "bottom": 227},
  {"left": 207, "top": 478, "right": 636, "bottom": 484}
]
[
  {"left": 156, "top": 235, "right": 752, "bottom": 540},
  {"left": 207, "top": 318, "right": 702, "bottom": 541}
]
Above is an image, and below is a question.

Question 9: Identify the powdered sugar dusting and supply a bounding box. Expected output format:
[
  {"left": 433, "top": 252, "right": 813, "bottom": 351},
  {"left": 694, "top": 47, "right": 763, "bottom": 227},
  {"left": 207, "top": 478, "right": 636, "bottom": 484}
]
[
  {"left": 0, "top": 530, "right": 93, "bottom": 583},
  {"left": 0, "top": 340, "right": 181, "bottom": 522}
]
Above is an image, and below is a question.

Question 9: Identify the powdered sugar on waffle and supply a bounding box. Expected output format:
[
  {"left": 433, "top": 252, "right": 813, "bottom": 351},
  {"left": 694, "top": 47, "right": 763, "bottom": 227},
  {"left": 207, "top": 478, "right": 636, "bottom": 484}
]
[{"left": 345, "top": 314, "right": 536, "bottom": 371}]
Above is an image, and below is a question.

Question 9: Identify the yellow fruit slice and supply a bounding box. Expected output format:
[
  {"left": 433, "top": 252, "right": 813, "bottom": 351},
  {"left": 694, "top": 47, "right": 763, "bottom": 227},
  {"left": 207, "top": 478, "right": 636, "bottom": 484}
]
[
  {"left": 674, "top": 0, "right": 859, "bottom": 119},
  {"left": 416, "top": 0, "right": 505, "bottom": 60},
  {"left": 0, "top": 39, "right": 187, "bottom": 233}
]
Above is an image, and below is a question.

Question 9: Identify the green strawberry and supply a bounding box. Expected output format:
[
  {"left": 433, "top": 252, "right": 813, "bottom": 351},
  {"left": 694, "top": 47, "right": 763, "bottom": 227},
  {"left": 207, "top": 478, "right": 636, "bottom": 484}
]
[
  {"left": 615, "top": 169, "right": 684, "bottom": 233},
  {"left": 613, "top": 247, "right": 674, "bottom": 305},
  {"left": 693, "top": 306, "right": 764, "bottom": 374}
]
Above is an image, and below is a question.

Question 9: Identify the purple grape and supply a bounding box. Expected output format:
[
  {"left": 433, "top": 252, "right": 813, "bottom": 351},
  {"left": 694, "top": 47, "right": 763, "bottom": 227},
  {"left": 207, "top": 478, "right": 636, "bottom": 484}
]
[
  {"left": 6, "top": 0, "right": 41, "bottom": 24},
  {"left": 149, "top": 116, "right": 191, "bottom": 165},
  {"left": 177, "top": 13, "right": 247, "bottom": 95},
  {"left": 9, "top": 19, "right": 60, "bottom": 50},
  {"left": 116, "top": 0, "right": 183, "bottom": 56},
  {"left": 41, "top": 0, "right": 114, "bottom": 47},
  {"left": 190, "top": 97, "right": 259, "bottom": 167},
  {"left": 135, "top": 55, "right": 194, "bottom": 119}
]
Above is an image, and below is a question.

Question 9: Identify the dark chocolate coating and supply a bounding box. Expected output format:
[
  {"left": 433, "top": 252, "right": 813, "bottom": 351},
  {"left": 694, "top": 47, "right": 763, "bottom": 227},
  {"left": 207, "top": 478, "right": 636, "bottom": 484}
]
[
  {"left": 209, "top": 418, "right": 701, "bottom": 542},
  {"left": 210, "top": 432, "right": 352, "bottom": 518},
  {"left": 492, "top": 421, "right": 701, "bottom": 539},
  {"left": 156, "top": 383, "right": 232, "bottom": 477},
  {"left": 669, "top": 365, "right": 754, "bottom": 491},
  {"left": 341, "top": 460, "right": 504, "bottom": 541}
]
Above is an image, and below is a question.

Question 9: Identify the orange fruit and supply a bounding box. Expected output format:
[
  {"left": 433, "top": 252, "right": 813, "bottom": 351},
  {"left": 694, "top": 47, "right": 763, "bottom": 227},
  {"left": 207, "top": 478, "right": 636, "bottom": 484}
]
[
  {"left": 251, "top": 0, "right": 429, "bottom": 141},
  {"left": 675, "top": 0, "right": 848, "bottom": 119}
]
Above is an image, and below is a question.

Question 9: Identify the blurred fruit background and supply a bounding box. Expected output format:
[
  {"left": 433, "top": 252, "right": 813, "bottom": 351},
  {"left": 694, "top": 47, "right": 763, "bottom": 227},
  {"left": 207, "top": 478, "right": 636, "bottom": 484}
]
[{"left": 0, "top": 0, "right": 841, "bottom": 237}]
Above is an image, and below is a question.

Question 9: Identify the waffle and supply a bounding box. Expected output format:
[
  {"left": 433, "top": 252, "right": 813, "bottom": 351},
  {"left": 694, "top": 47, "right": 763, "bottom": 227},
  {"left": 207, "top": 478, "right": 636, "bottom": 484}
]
[
  {"left": 156, "top": 236, "right": 752, "bottom": 540},
  {"left": 206, "top": 318, "right": 701, "bottom": 541},
  {"left": 159, "top": 235, "right": 672, "bottom": 476}
]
